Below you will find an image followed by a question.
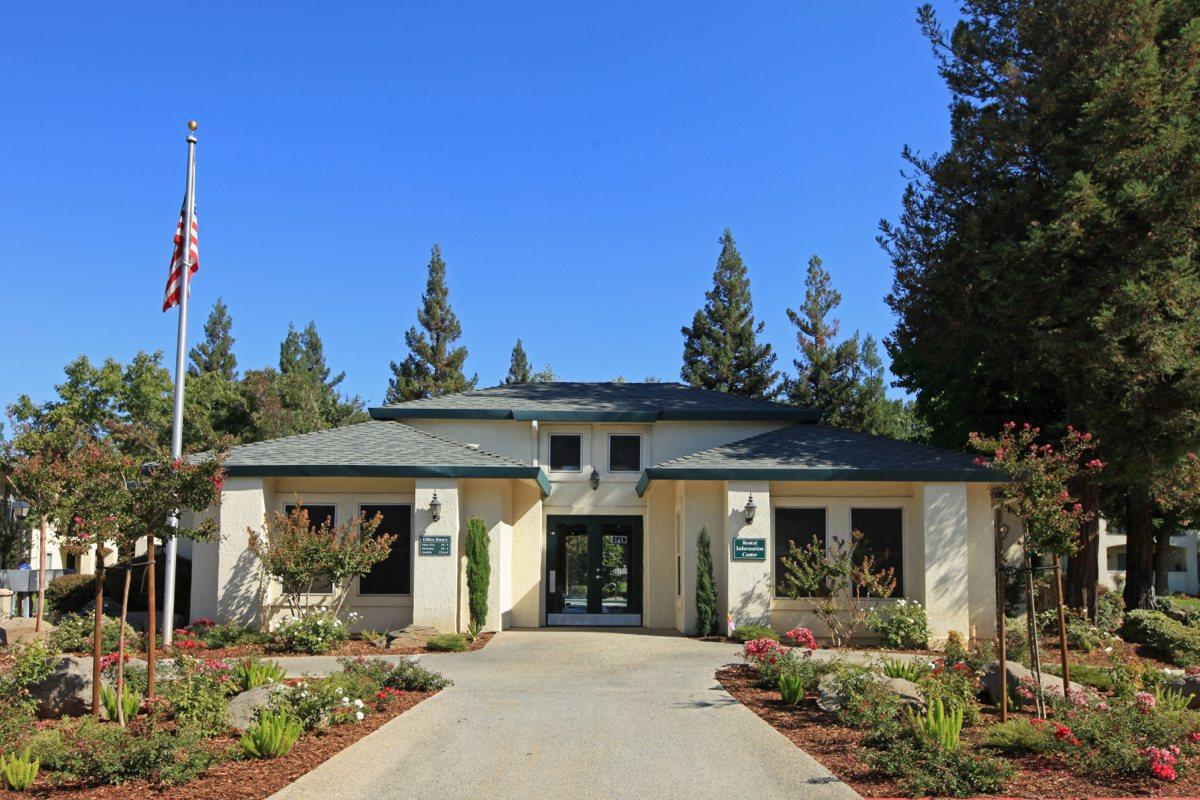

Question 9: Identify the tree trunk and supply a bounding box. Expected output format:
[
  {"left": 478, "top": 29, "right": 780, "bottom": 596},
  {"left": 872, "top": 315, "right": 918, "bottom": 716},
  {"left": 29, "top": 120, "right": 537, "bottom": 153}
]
[
  {"left": 91, "top": 547, "right": 104, "bottom": 718},
  {"left": 146, "top": 532, "right": 157, "bottom": 699},
  {"left": 1064, "top": 483, "right": 1100, "bottom": 619},
  {"left": 35, "top": 515, "right": 48, "bottom": 632},
  {"left": 1123, "top": 498, "right": 1157, "bottom": 610},
  {"left": 116, "top": 567, "right": 131, "bottom": 726},
  {"left": 1154, "top": 527, "right": 1172, "bottom": 597}
]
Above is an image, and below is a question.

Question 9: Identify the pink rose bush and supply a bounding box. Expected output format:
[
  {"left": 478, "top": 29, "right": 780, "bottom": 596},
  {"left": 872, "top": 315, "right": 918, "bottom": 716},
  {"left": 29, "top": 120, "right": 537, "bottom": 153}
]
[{"left": 782, "top": 627, "right": 819, "bottom": 650}]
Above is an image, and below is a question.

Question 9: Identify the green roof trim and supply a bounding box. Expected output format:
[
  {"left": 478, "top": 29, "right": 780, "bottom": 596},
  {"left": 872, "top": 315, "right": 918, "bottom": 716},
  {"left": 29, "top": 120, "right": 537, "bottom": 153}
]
[
  {"left": 369, "top": 407, "right": 814, "bottom": 423},
  {"left": 225, "top": 463, "right": 552, "bottom": 495},
  {"left": 635, "top": 466, "right": 999, "bottom": 496}
]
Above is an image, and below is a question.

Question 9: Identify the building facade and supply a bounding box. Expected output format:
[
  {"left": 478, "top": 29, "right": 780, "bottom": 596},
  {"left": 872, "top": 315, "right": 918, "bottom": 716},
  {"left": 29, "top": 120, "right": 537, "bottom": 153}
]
[{"left": 189, "top": 383, "right": 1000, "bottom": 642}]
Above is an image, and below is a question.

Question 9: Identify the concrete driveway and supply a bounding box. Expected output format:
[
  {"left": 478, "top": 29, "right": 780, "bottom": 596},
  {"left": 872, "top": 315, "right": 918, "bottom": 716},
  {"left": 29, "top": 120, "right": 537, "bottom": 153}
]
[{"left": 270, "top": 629, "right": 859, "bottom": 800}]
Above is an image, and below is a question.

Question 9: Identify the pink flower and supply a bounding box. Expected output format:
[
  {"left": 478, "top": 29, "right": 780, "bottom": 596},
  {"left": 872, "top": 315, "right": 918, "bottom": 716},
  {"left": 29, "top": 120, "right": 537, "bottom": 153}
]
[
  {"left": 1053, "top": 723, "right": 1080, "bottom": 746},
  {"left": 782, "top": 627, "right": 819, "bottom": 650},
  {"left": 742, "top": 638, "right": 787, "bottom": 664},
  {"left": 1136, "top": 691, "right": 1157, "bottom": 713},
  {"left": 1086, "top": 458, "right": 1103, "bottom": 469},
  {"left": 1142, "top": 746, "right": 1180, "bottom": 782}
]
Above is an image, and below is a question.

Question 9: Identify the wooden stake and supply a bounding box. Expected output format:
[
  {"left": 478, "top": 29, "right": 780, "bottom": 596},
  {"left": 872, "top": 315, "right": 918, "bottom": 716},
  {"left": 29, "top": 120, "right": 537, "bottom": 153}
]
[
  {"left": 146, "top": 532, "right": 157, "bottom": 699},
  {"left": 35, "top": 515, "right": 48, "bottom": 632},
  {"left": 116, "top": 567, "right": 131, "bottom": 726},
  {"left": 1055, "top": 558, "right": 1071, "bottom": 690},
  {"left": 91, "top": 547, "right": 104, "bottom": 718}
]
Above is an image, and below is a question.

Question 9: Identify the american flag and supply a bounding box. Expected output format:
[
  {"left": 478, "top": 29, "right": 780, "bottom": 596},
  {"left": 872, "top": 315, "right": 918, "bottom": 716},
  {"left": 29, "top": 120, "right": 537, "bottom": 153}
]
[{"left": 162, "top": 201, "right": 198, "bottom": 312}]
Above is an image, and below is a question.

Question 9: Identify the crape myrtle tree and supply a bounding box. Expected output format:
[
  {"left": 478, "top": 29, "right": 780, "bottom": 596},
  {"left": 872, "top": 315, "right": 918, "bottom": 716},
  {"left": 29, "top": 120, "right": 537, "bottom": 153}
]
[
  {"left": 681, "top": 229, "right": 779, "bottom": 399},
  {"left": 387, "top": 244, "right": 478, "bottom": 402},
  {"left": 881, "top": 1, "right": 1200, "bottom": 609}
]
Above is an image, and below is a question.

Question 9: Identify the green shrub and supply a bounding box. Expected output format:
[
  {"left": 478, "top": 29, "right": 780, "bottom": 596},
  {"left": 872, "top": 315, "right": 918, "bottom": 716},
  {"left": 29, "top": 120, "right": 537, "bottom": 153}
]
[
  {"left": 1121, "top": 609, "right": 1200, "bottom": 667},
  {"left": 1065, "top": 609, "right": 1107, "bottom": 652},
  {"left": 44, "top": 573, "right": 95, "bottom": 618},
  {"left": 907, "top": 697, "right": 963, "bottom": 751},
  {"left": 829, "top": 664, "right": 903, "bottom": 729},
  {"left": 880, "top": 657, "right": 926, "bottom": 682},
  {"left": 382, "top": 660, "right": 453, "bottom": 692},
  {"left": 730, "top": 625, "right": 778, "bottom": 644},
  {"left": 1154, "top": 684, "right": 1195, "bottom": 712},
  {"left": 337, "top": 656, "right": 393, "bottom": 692},
  {"left": 158, "top": 656, "right": 230, "bottom": 736},
  {"left": 869, "top": 739, "right": 1013, "bottom": 797},
  {"left": 918, "top": 660, "right": 982, "bottom": 724},
  {"left": 266, "top": 677, "right": 344, "bottom": 730},
  {"left": 1004, "top": 617, "right": 1030, "bottom": 664},
  {"left": 99, "top": 683, "right": 141, "bottom": 723},
  {"left": 1044, "top": 662, "right": 1115, "bottom": 692},
  {"left": 867, "top": 600, "right": 929, "bottom": 649},
  {"left": 25, "top": 719, "right": 214, "bottom": 786},
  {"left": 981, "top": 718, "right": 1056, "bottom": 754},
  {"left": 240, "top": 710, "right": 302, "bottom": 759},
  {"left": 695, "top": 526, "right": 717, "bottom": 636},
  {"left": 1096, "top": 584, "right": 1125, "bottom": 637},
  {"left": 944, "top": 630, "right": 968, "bottom": 660},
  {"left": 0, "top": 641, "right": 59, "bottom": 745},
  {"left": 49, "top": 614, "right": 142, "bottom": 655},
  {"left": 271, "top": 612, "right": 348, "bottom": 655},
  {"left": 425, "top": 633, "right": 469, "bottom": 652},
  {"left": 359, "top": 628, "right": 388, "bottom": 648},
  {"left": 465, "top": 516, "right": 490, "bottom": 636},
  {"left": 779, "top": 669, "right": 805, "bottom": 705},
  {"left": 198, "top": 622, "right": 267, "bottom": 649},
  {"left": 0, "top": 749, "right": 39, "bottom": 791},
  {"left": 231, "top": 657, "right": 286, "bottom": 692}
]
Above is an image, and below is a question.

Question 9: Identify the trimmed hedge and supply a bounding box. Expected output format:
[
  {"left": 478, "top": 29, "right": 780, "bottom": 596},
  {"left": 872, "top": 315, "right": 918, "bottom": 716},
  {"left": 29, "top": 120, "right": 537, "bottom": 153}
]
[
  {"left": 426, "top": 633, "right": 469, "bottom": 652},
  {"left": 1121, "top": 609, "right": 1200, "bottom": 667},
  {"left": 730, "top": 624, "right": 778, "bottom": 643},
  {"left": 45, "top": 573, "right": 95, "bottom": 617}
]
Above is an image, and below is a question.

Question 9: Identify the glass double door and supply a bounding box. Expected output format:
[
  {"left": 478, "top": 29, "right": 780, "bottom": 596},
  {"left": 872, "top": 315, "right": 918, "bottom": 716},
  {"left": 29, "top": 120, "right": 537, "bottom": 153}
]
[{"left": 547, "top": 516, "right": 642, "bottom": 626}]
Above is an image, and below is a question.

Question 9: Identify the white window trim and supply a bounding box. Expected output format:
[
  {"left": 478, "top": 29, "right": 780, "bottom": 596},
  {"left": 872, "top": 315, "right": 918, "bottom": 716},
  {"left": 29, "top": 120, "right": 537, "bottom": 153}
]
[
  {"left": 547, "top": 433, "right": 584, "bottom": 473},
  {"left": 607, "top": 432, "right": 643, "bottom": 473}
]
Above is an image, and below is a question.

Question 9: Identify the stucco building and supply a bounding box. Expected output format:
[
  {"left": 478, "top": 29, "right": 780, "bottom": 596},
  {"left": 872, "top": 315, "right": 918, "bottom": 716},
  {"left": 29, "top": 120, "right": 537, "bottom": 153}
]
[{"left": 189, "top": 382, "right": 1000, "bottom": 642}]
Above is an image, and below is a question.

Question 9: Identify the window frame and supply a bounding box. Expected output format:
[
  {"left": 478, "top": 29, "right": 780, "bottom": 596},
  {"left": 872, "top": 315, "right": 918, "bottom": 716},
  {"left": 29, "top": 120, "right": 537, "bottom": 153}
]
[
  {"left": 607, "top": 433, "right": 643, "bottom": 473},
  {"left": 356, "top": 503, "right": 414, "bottom": 597},
  {"left": 849, "top": 506, "right": 905, "bottom": 598},
  {"left": 547, "top": 433, "right": 584, "bottom": 473},
  {"left": 283, "top": 502, "right": 337, "bottom": 595},
  {"left": 772, "top": 505, "right": 828, "bottom": 599}
]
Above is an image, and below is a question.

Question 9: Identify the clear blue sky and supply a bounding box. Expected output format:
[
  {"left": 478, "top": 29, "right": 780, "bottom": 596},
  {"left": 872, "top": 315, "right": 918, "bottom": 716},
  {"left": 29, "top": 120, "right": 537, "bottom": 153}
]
[{"left": 1, "top": 2, "right": 959, "bottom": 413}]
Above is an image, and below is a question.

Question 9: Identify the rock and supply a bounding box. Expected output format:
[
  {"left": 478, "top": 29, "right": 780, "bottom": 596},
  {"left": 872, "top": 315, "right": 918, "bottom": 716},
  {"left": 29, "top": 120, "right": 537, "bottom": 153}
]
[
  {"left": 124, "top": 612, "right": 183, "bottom": 632},
  {"left": 0, "top": 617, "right": 55, "bottom": 647},
  {"left": 30, "top": 656, "right": 94, "bottom": 718},
  {"left": 1160, "top": 674, "right": 1200, "bottom": 709},
  {"left": 816, "top": 673, "right": 922, "bottom": 713},
  {"left": 226, "top": 685, "right": 282, "bottom": 732},
  {"left": 981, "top": 660, "right": 1084, "bottom": 706},
  {"left": 387, "top": 624, "right": 439, "bottom": 650}
]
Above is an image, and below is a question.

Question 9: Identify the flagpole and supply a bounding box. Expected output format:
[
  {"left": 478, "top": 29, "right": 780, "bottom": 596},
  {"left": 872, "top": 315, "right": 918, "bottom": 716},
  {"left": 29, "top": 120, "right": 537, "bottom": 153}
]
[{"left": 162, "top": 120, "right": 198, "bottom": 646}]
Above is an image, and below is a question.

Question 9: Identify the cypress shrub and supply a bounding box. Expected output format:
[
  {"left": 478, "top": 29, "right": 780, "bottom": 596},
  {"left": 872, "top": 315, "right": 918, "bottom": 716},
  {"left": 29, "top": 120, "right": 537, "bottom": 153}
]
[
  {"left": 465, "top": 517, "right": 490, "bottom": 634},
  {"left": 696, "top": 526, "right": 717, "bottom": 636}
]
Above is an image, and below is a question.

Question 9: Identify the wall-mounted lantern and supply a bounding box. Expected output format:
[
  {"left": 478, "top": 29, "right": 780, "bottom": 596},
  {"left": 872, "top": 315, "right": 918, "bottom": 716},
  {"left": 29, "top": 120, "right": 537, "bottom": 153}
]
[
  {"left": 589, "top": 468, "right": 600, "bottom": 491},
  {"left": 429, "top": 492, "right": 442, "bottom": 523},
  {"left": 744, "top": 493, "right": 757, "bottom": 525}
]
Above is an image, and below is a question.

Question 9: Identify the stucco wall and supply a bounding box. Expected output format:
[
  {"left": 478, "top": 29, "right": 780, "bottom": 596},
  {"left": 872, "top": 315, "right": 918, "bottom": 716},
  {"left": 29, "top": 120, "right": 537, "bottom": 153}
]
[{"left": 509, "top": 480, "right": 544, "bottom": 627}]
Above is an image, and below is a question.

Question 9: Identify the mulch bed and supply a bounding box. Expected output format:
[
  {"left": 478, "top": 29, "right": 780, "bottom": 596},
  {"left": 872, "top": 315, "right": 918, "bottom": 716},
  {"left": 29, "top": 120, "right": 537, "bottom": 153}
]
[
  {"left": 56, "top": 632, "right": 494, "bottom": 662},
  {"left": 0, "top": 690, "right": 435, "bottom": 800},
  {"left": 717, "top": 663, "right": 1200, "bottom": 799}
]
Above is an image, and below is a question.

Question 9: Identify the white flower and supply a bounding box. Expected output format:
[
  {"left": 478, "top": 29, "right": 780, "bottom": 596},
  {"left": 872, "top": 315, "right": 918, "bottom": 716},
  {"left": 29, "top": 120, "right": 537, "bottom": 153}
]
[
  {"left": 354, "top": 698, "right": 363, "bottom": 708},
  {"left": 336, "top": 687, "right": 343, "bottom": 694},
  {"left": 355, "top": 710, "right": 364, "bottom": 721},
  {"left": 300, "top": 691, "right": 308, "bottom": 698},
  {"left": 342, "top": 697, "right": 350, "bottom": 706}
]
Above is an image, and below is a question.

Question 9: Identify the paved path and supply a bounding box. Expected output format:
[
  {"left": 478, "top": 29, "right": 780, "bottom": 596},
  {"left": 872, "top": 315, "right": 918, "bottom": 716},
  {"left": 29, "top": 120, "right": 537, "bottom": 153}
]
[{"left": 270, "top": 629, "right": 859, "bottom": 800}]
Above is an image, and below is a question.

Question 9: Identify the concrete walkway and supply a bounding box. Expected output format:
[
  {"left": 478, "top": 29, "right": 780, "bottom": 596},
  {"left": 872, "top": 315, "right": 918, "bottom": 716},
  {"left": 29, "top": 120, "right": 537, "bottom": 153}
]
[{"left": 269, "top": 629, "right": 859, "bottom": 800}]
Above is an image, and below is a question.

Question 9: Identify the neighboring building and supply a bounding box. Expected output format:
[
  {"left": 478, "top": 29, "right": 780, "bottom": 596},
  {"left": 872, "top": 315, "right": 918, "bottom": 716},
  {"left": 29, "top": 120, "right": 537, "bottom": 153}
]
[
  {"left": 188, "top": 382, "right": 1000, "bottom": 642},
  {"left": 1099, "top": 520, "right": 1199, "bottom": 597}
]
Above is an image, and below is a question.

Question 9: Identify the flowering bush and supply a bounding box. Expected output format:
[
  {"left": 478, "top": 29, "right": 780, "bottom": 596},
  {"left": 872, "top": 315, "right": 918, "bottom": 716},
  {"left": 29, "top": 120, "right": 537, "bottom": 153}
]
[
  {"left": 782, "top": 627, "right": 819, "bottom": 649},
  {"left": 918, "top": 659, "right": 982, "bottom": 723},
  {"left": 272, "top": 611, "right": 349, "bottom": 654},
  {"left": 157, "top": 655, "right": 232, "bottom": 736},
  {"left": 1136, "top": 691, "right": 1157, "bottom": 713},
  {"left": 866, "top": 600, "right": 930, "bottom": 649},
  {"left": 1143, "top": 746, "right": 1180, "bottom": 782},
  {"left": 743, "top": 638, "right": 787, "bottom": 664},
  {"left": 267, "top": 679, "right": 344, "bottom": 730}
]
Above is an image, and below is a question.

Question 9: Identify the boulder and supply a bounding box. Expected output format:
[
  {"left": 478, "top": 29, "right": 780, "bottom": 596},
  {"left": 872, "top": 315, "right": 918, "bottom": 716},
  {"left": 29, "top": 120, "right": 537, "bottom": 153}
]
[
  {"left": 124, "top": 611, "right": 183, "bottom": 633},
  {"left": 816, "top": 673, "right": 922, "bottom": 713},
  {"left": 387, "top": 625, "right": 439, "bottom": 650},
  {"left": 30, "top": 656, "right": 94, "bottom": 718},
  {"left": 227, "top": 685, "right": 282, "bottom": 732},
  {"left": 0, "top": 617, "right": 55, "bottom": 647},
  {"left": 981, "top": 660, "right": 1084, "bottom": 706}
]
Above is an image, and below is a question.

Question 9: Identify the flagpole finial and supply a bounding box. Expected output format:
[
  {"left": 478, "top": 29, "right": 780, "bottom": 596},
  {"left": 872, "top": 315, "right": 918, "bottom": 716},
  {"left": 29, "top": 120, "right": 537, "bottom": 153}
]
[{"left": 187, "top": 120, "right": 198, "bottom": 132}]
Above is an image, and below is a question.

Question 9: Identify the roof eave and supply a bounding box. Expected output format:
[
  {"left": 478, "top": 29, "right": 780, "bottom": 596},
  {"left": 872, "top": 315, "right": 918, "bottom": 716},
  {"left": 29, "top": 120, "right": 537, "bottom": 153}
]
[
  {"left": 224, "top": 464, "right": 552, "bottom": 496},
  {"left": 635, "top": 466, "right": 1002, "bottom": 496},
  {"left": 368, "top": 408, "right": 815, "bottom": 423}
]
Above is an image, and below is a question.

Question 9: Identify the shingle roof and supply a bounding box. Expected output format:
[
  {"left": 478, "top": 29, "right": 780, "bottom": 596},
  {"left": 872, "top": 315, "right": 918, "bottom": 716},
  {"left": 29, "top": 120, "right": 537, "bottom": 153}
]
[
  {"left": 369, "top": 382, "right": 816, "bottom": 422},
  {"left": 636, "top": 424, "right": 998, "bottom": 494},
  {"left": 217, "top": 421, "right": 550, "bottom": 492}
]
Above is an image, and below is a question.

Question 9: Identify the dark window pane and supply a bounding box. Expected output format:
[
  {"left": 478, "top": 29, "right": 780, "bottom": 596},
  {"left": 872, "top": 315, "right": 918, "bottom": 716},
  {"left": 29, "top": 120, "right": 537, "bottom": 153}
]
[
  {"left": 284, "top": 504, "right": 335, "bottom": 594},
  {"left": 851, "top": 508, "right": 903, "bottom": 597},
  {"left": 608, "top": 435, "right": 641, "bottom": 472},
  {"left": 775, "top": 508, "right": 826, "bottom": 597},
  {"left": 359, "top": 505, "right": 412, "bottom": 595},
  {"left": 549, "top": 435, "right": 582, "bottom": 471}
]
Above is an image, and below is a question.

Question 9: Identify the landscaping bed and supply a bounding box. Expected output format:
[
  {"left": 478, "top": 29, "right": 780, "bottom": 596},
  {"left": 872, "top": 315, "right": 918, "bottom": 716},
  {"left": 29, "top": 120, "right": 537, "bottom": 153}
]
[{"left": 76, "top": 630, "right": 495, "bottom": 661}]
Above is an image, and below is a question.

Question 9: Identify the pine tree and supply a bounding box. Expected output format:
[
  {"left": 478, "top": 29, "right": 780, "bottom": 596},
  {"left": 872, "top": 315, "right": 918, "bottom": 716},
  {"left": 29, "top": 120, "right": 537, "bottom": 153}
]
[
  {"left": 505, "top": 340, "right": 532, "bottom": 384},
  {"left": 188, "top": 299, "right": 237, "bottom": 379},
  {"left": 695, "top": 525, "right": 717, "bottom": 637},
  {"left": 680, "top": 229, "right": 778, "bottom": 398},
  {"left": 785, "top": 255, "right": 861, "bottom": 420},
  {"left": 386, "top": 245, "right": 477, "bottom": 403},
  {"left": 275, "top": 321, "right": 364, "bottom": 431}
]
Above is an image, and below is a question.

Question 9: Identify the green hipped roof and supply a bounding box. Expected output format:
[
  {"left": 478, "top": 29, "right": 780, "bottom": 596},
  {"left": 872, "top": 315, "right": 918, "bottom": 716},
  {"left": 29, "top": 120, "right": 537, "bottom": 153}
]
[
  {"left": 635, "top": 423, "right": 999, "bottom": 495},
  {"left": 217, "top": 421, "right": 551, "bottom": 494},
  {"left": 369, "top": 382, "right": 818, "bottom": 423}
]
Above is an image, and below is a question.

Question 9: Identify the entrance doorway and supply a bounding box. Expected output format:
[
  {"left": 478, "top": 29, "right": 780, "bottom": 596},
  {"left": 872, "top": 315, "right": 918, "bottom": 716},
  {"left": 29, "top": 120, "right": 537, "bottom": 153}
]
[{"left": 546, "top": 516, "right": 642, "bottom": 626}]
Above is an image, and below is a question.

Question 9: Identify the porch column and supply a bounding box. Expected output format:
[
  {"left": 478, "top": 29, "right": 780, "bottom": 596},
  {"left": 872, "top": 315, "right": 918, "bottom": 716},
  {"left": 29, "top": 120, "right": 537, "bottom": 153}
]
[
  {"left": 206, "top": 477, "right": 268, "bottom": 627},
  {"left": 921, "top": 483, "right": 971, "bottom": 642},
  {"left": 725, "top": 481, "right": 772, "bottom": 631},
  {"left": 412, "top": 478, "right": 461, "bottom": 633}
]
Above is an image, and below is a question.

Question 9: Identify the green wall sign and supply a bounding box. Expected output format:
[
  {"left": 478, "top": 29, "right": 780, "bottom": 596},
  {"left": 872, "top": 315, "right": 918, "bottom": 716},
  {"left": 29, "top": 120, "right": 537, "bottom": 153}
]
[
  {"left": 418, "top": 535, "right": 452, "bottom": 556},
  {"left": 731, "top": 538, "right": 766, "bottom": 561}
]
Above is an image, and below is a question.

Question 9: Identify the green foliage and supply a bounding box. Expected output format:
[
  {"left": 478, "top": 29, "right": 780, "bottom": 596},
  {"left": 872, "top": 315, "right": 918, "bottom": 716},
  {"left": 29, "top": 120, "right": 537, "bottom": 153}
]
[
  {"left": 426, "top": 633, "right": 468, "bottom": 652},
  {"left": 1003, "top": 617, "right": 1030, "bottom": 665},
  {"left": 918, "top": 661, "right": 982, "bottom": 725},
  {"left": 386, "top": 244, "right": 478, "bottom": 402},
  {"left": 1122, "top": 609, "right": 1200, "bottom": 667},
  {"left": 99, "top": 683, "right": 141, "bottom": 723},
  {"left": 729, "top": 625, "right": 777, "bottom": 644},
  {"left": 0, "top": 641, "right": 58, "bottom": 746},
  {"left": 465, "top": 516, "right": 490, "bottom": 635},
  {"left": 44, "top": 573, "right": 94, "bottom": 617},
  {"left": 231, "top": 657, "right": 286, "bottom": 692},
  {"left": 981, "top": 718, "right": 1056, "bottom": 755},
  {"left": 239, "top": 710, "right": 302, "bottom": 759},
  {"left": 358, "top": 628, "right": 388, "bottom": 648},
  {"left": 867, "top": 600, "right": 929, "bottom": 649},
  {"left": 944, "top": 630, "right": 967, "bottom": 660},
  {"left": 197, "top": 622, "right": 268, "bottom": 649},
  {"left": 879, "top": 658, "right": 926, "bottom": 682},
  {"left": 778, "top": 669, "right": 804, "bottom": 706},
  {"left": 1044, "top": 662, "right": 1115, "bottom": 693},
  {"left": 188, "top": 298, "right": 238, "bottom": 380},
  {"left": 830, "top": 664, "right": 903, "bottom": 729},
  {"left": 1154, "top": 685, "right": 1195, "bottom": 713},
  {"left": 907, "top": 698, "right": 963, "bottom": 752},
  {"left": 271, "top": 612, "right": 349, "bottom": 655},
  {"left": 695, "top": 526, "right": 717, "bottom": 637},
  {"left": 50, "top": 613, "right": 141, "bottom": 655},
  {"left": 0, "top": 749, "right": 39, "bottom": 791},
  {"left": 26, "top": 719, "right": 214, "bottom": 786},
  {"left": 680, "top": 229, "right": 779, "bottom": 398},
  {"left": 1096, "top": 586, "right": 1125, "bottom": 638},
  {"left": 868, "top": 737, "right": 1014, "bottom": 798},
  {"left": 267, "top": 678, "right": 344, "bottom": 731},
  {"left": 381, "top": 660, "right": 453, "bottom": 693},
  {"left": 158, "top": 656, "right": 230, "bottom": 736},
  {"left": 502, "top": 340, "right": 554, "bottom": 383}
]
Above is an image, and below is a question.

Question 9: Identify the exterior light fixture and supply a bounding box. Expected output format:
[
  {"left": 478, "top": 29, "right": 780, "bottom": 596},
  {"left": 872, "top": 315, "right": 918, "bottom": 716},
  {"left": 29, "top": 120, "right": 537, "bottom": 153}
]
[
  {"left": 744, "top": 494, "right": 757, "bottom": 525},
  {"left": 590, "top": 468, "right": 600, "bottom": 491},
  {"left": 13, "top": 500, "right": 29, "bottom": 521},
  {"left": 429, "top": 492, "right": 442, "bottom": 523}
]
